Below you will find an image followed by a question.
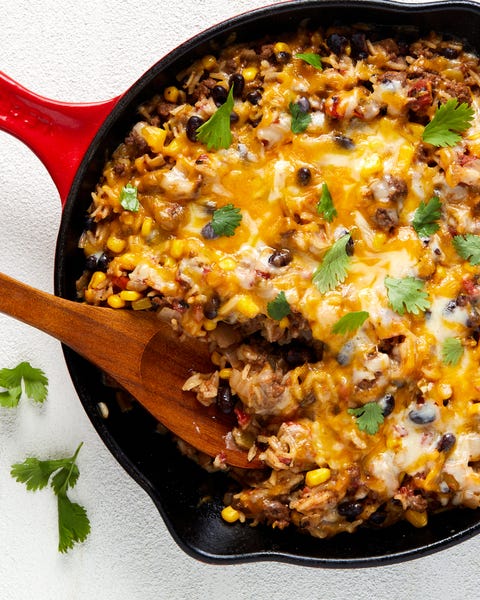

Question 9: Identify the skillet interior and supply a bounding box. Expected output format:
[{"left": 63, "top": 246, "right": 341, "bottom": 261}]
[{"left": 55, "top": 0, "right": 480, "bottom": 566}]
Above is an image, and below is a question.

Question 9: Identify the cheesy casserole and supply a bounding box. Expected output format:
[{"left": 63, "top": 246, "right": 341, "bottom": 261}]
[{"left": 78, "top": 24, "right": 480, "bottom": 538}]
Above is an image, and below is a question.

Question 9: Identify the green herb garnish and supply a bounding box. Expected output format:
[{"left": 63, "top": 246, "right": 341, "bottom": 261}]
[
  {"left": 316, "top": 183, "right": 337, "bottom": 223},
  {"left": 348, "top": 402, "right": 384, "bottom": 435},
  {"left": 196, "top": 86, "right": 235, "bottom": 150},
  {"left": 11, "top": 443, "right": 90, "bottom": 553},
  {"left": 295, "top": 52, "right": 323, "bottom": 70},
  {"left": 312, "top": 234, "right": 351, "bottom": 293},
  {"left": 211, "top": 203, "right": 242, "bottom": 237},
  {"left": 385, "top": 276, "right": 431, "bottom": 315},
  {"left": 412, "top": 196, "right": 442, "bottom": 238},
  {"left": 441, "top": 337, "right": 464, "bottom": 366},
  {"left": 332, "top": 311, "right": 369, "bottom": 334},
  {"left": 289, "top": 102, "right": 311, "bottom": 134},
  {"left": 120, "top": 183, "right": 140, "bottom": 212},
  {"left": 0, "top": 361, "right": 48, "bottom": 407},
  {"left": 267, "top": 291, "right": 291, "bottom": 321},
  {"left": 422, "top": 99, "right": 474, "bottom": 147},
  {"left": 453, "top": 234, "right": 480, "bottom": 266}
]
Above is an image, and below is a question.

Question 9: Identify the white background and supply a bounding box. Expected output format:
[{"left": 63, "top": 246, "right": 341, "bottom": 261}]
[{"left": 1, "top": 0, "right": 480, "bottom": 598}]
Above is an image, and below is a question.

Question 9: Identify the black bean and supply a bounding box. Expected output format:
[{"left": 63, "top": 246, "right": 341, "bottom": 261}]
[
  {"left": 229, "top": 73, "right": 245, "bottom": 98},
  {"left": 345, "top": 235, "right": 354, "bottom": 257},
  {"left": 440, "top": 46, "right": 460, "bottom": 59},
  {"left": 327, "top": 33, "right": 348, "bottom": 55},
  {"left": 296, "top": 167, "right": 312, "bottom": 186},
  {"left": 204, "top": 295, "right": 220, "bottom": 320},
  {"left": 186, "top": 115, "right": 204, "bottom": 142},
  {"left": 409, "top": 404, "right": 436, "bottom": 425},
  {"left": 85, "top": 255, "right": 98, "bottom": 271},
  {"left": 296, "top": 96, "right": 310, "bottom": 113},
  {"left": 276, "top": 51, "right": 291, "bottom": 63},
  {"left": 201, "top": 222, "right": 218, "bottom": 240},
  {"left": 337, "top": 341, "right": 354, "bottom": 366},
  {"left": 229, "top": 112, "right": 239, "bottom": 124},
  {"left": 437, "top": 432, "right": 456, "bottom": 452},
  {"left": 212, "top": 85, "right": 228, "bottom": 106},
  {"left": 84, "top": 216, "right": 95, "bottom": 231},
  {"left": 333, "top": 133, "right": 355, "bottom": 150},
  {"left": 351, "top": 32, "right": 369, "bottom": 60},
  {"left": 368, "top": 509, "right": 387, "bottom": 526},
  {"left": 285, "top": 344, "right": 315, "bottom": 368},
  {"left": 246, "top": 90, "right": 262, "bottom": 105},
  {"left": 444, "top": 300, "right": 457, "bottom": 313},
  {"left": 379, "top": 393, "right": 395, "bottom": 417},
  {"left": 96, "top": 253, "right": 110, "bottom": 272},
  {"left": 268, "top": 248, "right": 292, "bottom": 268},
  {"left": 338, "top": 500, "right": 364, "bottom": 521},
  {"left": 216, "top": 382, "right": 235, "bottom": 414}
]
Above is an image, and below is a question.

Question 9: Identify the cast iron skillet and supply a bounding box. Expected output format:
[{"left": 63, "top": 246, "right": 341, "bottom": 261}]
[{"left": 2, "top": 0, "right": 480, "bottom": 567}]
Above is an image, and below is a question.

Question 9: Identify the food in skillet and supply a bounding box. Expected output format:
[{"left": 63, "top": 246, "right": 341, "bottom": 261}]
[{"left": 77, "top": 23, "right": 480, "bottom": 538}]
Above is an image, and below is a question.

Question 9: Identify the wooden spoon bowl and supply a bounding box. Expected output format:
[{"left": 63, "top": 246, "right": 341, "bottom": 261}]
[{"left": 0, "top": 272, "right": 261, "bottom": 468}]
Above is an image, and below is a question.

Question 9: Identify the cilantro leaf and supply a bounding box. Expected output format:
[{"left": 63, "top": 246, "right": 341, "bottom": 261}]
[
  {"left": 120, "top": 184, "right": 140, "bottom": 212},
  {"left": 412, "top": 196, "right": 442, "bottom": 238},
  {"left": 312, "top": 234, "right": 351, "bottom": 293},
  {"left": 57, "top": 494, "right": 91, "bottom": 554},
  {"left": 0, "top": 361, "right": 48, "bottom": 406},
  {"left": 442, "top": 337, "right": 464, "bottom": 366},
  {"left": 289, "top": 102, "right": 311, "bottom": 134},
  {"left": 348, "top": 402, "right": 384, "bottom": 435},
  {"left": 422, "top": 99, "right": 474, "bottom": 147},
  {"left": 332, "top": 311, "right": 369, "bottom": 334},
  {"left": 196, "top": 86, "right": 234, "bottom": 150},
  {"left": 210, "top": 204, "right": 242, "bottom": 237},
  {"left": 267, "top": 291, "right": 291, "bottom": 320},
  {"left": 385, "top": 276, "right": 430, "bottom": 315},
  {"left": 11, "top": 443, "right": 90, "bottom": 553},
  {"left": 316, "top": 183, "right": 337, "bottom": 223},
  {"left": 295, "top": 52, "right": 323, "bottom": 70},
  {"left": 453, "top": 234, "right": 480, "bottom": 266}
]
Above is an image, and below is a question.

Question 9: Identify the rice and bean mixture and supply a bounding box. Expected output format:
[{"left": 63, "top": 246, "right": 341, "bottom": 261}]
[{"left": 77, "top": 24, "right": 480, "bottom": 538}]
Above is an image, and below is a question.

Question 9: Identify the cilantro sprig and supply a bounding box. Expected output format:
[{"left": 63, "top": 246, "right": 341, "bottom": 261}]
[
  {"left": 0, "top": 361, "right": 48, "bottom": 407},
  {"left": 422, "top": 99, "right": 474, "bottom": 147},
  {"left": 11, "top": 443, "right": 90, "bottom": 553},
  {"left": 196, "top": 86, "right": 235, "bottom": 150},
  {"left": 312, "top": 234, "right": 351, "bottom": 293},
  {"left": 120, "top": 184, "right": 140, "bottom": 212},
  {"left": 348, "top": 402, "right": 384, "bottom": 435},
  {"left": 295, "top": 52, "right": 323, "bottom": 70},
  {"left": 412, "top": 196, "right": 442, "bottom": 238},
  {"left": 385, "top": 276, "right": 431, "bottom": 315},
  {"left": 210, "top": 204, "right": 242, "bottom": 237},
  {"left": 453, "top": 234, "right": 480, "bottom": 265},
  {"left": 332, "top": 311, "right": 369, "bottom": 334},
  {"left": 267, "top": 291, "right": 291, "bottom": 320},
  {"left": 289, "top": 102, "right": 311, "bottom": 134},
  {"left": 441, "top": 337, "right": 464, "bottom": 366},
  {"left": 316, "top": 183, "right": 337, "bottom": 223}
]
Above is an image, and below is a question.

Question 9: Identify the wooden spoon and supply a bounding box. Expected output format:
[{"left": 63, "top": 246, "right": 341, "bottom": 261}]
[{"left": 0, "top": 272, "right": 262, "bottom": 469}]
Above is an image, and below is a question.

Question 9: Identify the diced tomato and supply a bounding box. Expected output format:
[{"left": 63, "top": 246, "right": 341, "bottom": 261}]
[
  {"left": 234, "top": 406, "right": 251, "bottom": 428},
  {"left": 408, "top": 79, "right": 433, "bottom": 111},
  {"left": 111, "top": 275, "right": 129, "bottom": 291}
]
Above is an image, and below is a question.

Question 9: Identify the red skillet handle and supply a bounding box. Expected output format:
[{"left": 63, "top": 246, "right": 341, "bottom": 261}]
[{"left": 0, "top": 72, "right": 121, "bottom": 205}]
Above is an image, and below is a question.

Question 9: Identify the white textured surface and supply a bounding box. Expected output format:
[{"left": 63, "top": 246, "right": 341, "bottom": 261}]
[{"left": 1, "top": 1, "right": 480, "bottom": 598}]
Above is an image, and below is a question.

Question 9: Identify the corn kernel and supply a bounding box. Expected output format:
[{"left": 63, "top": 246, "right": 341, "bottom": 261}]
[
  {"left": 119, "top": 290, "right": 143, "bottom": 302},
  {"left": 242, "top": 66, "right": 258, "bottom": 82},
  {"left": 396, "top": 143, "right": 415, "bottom": 171},
  {"left": 170, "top": 239, "right": 185, "bottom": 259},
  {"left": 164, "top": 86, "right": 180, "bottom": 103},
  {"left": 219, "top": 368, "right": 232, "bottom": 379},
  {"left": 211, "top": 351, "right": 222, "bottom": 366},
  {"left": 221, "top": 505, "right": 241, "bottom": 523},
  {"left": 201, "top": 54, "right": 217, "bottom": 70},
  {"left": 141, "top": 216, "right": 153, "bottom": 238},
  {"left": 278, "top": 316, "right": 289, "bottom": 329},
  {"left": 117, "top": 252, "right": 138, "bottom": 270},
  {"left": 361, "top": 153, "right": 382, "bottom": 177},
  {"left": 405, "top": 509, "right": 428, "bottom": 528},
  {"left": 219, "top": 257, "right": 237, "bottom": 271},
  {"left": 274, "top": 42, "right": 291, "bottom": 55},
  {"left": 373, "top": 232, "right": 387, "bottom": 249},
  {"left": 236, "top": 295, "right": 261, "bottom": 319},
  {"left": 142, "top": 125, "right": 167, "bottom": 153},
  {"left": 163, "top": 138, "right": 182, "bottom": 156},
  {"left": 89, "top": 271, "right": 107, "bottom": 289},
  {"left": 107, "top": 294, "right": 126, "bottom": 309},
  {"left": 83, "top": 289, "right": 96, "bottom": 304},
  {"left": 204, "top": 319, "right": 217, "bottom": 331},
  {"left": 305, "top": 468, "right": 331, "bottom": 487},
  {"left": 106, "top": 235, "right": 126, "bottom": 254},
  {"left": 163, "top": 256, "right": 176, "bottom": 269}
]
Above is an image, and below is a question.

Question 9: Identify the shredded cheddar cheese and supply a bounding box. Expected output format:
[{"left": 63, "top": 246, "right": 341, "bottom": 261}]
[{"left": 78, "top": 25, "right": 480, "bottom": 538}]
